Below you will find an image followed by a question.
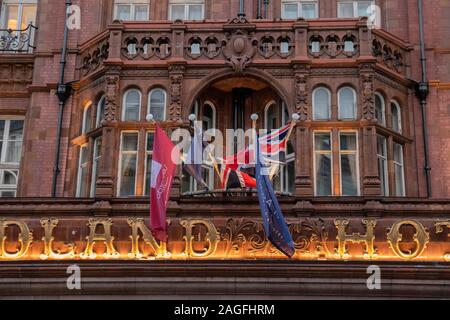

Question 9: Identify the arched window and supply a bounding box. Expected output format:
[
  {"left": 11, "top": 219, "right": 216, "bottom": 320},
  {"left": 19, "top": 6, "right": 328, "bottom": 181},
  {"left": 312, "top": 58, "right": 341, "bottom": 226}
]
[
  {"left": 82, "top": 102, "right": 93, "bottom": 134},
  {"left": 122, "top": 89, "right": 141, "bottom": 121},
  {"left": 148, "top": 89, "right": 167, "bottom": 121},
  {"left": 375, "top": 93, "right": 385, "bottom": 126},
  {"left": 202, "top": 101, "right": 216, "bottom": 131},
  {"left": 96, "top": 96, "right": 106, "bottom": 128},
  {"left": 338, "top": 87, "right": 357, "bottom": 120},
  {"left": 265, "top": 101, "right": 279, "bottom": 131},
  {"left": 264, "top": 102, "right": 295, "bottom": 194},
  {"left": 391, "top": 101, "right": 402, "bottom": 133},
  {"left": 182, "top": 100, "right": 216, "bottom": 194},
  {"left": 313, "top": 87, "right": 331, "bottom": 120}
]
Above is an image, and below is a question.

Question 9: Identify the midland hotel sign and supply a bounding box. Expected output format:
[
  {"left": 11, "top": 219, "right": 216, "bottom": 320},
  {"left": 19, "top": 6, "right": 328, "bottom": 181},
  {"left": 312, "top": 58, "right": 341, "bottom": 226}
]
[{"left": 0, "top": 215, "right": 449, "bottom": 262}]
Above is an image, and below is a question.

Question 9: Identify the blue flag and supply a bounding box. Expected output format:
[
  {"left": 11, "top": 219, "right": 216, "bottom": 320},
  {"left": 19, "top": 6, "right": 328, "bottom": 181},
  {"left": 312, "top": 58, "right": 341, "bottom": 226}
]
[{"left": 255, "top": 137, "right": 295, "bottom": 258}]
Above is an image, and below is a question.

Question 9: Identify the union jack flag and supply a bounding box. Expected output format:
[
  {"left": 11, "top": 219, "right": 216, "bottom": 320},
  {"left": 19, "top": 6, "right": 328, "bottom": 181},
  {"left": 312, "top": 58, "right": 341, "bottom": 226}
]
[{"left": 220, "top": 123, "right": 292, "bottom": 189}]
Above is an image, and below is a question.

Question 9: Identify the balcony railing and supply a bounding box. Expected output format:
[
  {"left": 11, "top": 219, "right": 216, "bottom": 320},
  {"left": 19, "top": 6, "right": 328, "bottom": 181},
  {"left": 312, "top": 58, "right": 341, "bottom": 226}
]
[
  {"left": 78, "top": 18, "right": 411, "bottom": 79},
  {"left": 0, "top": 23, "right": 37, "bottom": 54}
]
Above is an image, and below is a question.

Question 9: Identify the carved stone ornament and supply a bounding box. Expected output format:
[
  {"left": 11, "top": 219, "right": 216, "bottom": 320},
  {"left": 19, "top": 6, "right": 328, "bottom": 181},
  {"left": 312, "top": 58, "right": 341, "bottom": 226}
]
[
  {"left": 222, "top": 31, "right": 257, "bottom": 74},
  {"left": 168, "top": 64, "right": 186, "bottom": 121},
  {"left": 294, "top": 72, "right": 309, "bottom": 120},
  {"left": 360, "top": 68, "right": 375, "bottom": 120},
  {"left": 104, "top": 74, "right": 120, "bottom": 124}
]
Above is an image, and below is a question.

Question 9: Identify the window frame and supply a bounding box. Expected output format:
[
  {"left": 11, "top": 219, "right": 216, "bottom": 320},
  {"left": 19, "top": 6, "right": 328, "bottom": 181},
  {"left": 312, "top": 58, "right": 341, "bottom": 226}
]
[
  {"left": 113, "top": 0, "right": 150, "bottom": 21},
  {"left": 148, "top": 88, "right": 167, "bottom": 122},
  {"left": 377, "top": 134, "right": 389, "bottom": 196},
  {"left": 312, "top": 87, "right": 332, "bottom": 121},
  {"left": 337, "top": 0, "right": 374, "bottom": 18},
  {"left": 0, "top": 116, "right": 24, "bottom": 198},
  {"left": 1, "top": 0, "right": 38, "bottom": 29},
  {"left": 338, "top": 87, "right": 357, "bottom": 121},
  {"left": 375, "top": 92, "right": 386, "bottom": 126},
  {"left": 338, "top": 130, "right": 360, "bottom": 196},
  {"left": 90, "top": 137, "right": 102, "bottom": 198},
  {"left": 117, "top": 131, "right": 140, "bottom": 197},
  {"left": 390, "top": 100, "right": 402, "bottom": 134},
  {"left": 82, "top": 102, "right": 93, "bottom": 135},
  {"left": 393, "top": 142, "right": 406, "bottom": 197},
  {"left": 96, "top": 96, "right": 106, "bottom": 128},
  {"left": 313, "top": 131, "right": 334, "bottom": 196},
  {"left": 76, "top": 144, "right": 89, "bottom": 198},
  {"left": 168, "top": 0, "right": 205, "bottom": 21},
  {"left": 281, "top": 0, "right": 319, "bottom": 19},
  {"left": 122, "top": 89, "right": 142, "bottom": 121},
  {"left": 144, "top": 131, "right": 154, "bottom": 196}
]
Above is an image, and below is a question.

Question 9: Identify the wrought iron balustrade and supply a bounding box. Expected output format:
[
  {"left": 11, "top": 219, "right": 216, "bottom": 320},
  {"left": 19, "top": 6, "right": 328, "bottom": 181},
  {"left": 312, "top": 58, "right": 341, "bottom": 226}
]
[{"left": 0, "top": 23, "right": 37, "bottom": 54}]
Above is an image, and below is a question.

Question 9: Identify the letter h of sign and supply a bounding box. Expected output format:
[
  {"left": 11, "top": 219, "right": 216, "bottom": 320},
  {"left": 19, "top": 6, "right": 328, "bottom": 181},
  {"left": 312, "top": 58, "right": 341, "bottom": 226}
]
[{"left": 334, "top": 219, "right": 377, "bottom": 260}]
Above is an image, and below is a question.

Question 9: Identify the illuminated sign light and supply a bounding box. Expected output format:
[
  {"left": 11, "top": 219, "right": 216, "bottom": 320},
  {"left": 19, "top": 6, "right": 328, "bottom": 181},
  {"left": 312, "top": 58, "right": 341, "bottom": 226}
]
[{"left": 0, "top": 217, "right": 449, "bottom": 262}]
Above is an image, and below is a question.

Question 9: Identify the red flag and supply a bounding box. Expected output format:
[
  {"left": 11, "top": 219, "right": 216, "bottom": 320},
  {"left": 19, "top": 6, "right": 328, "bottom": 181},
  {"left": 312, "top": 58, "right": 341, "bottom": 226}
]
[{"left": 150, "top": 124, "right": 180, "bottom": 242}]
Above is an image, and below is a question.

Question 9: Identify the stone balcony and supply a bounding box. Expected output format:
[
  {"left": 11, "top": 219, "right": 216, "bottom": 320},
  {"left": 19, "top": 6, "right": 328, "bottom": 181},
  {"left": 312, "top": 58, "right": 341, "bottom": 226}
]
[{"left": 78, "top": 17, "right": 412, "bottom": 81}]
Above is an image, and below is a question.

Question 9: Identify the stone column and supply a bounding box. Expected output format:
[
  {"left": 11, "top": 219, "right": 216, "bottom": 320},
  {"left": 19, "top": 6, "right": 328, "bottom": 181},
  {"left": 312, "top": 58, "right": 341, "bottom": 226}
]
[
  {"left": 95, "top": 70, "right": 120, "bottom": 198},
  {"left": 168, "top": 62, "right": 187, "bottom": 199},
  {"left": 293, "top": 63, "right": 313, "bottom": 196},
  {"left": 359, "top": 63, "right": 381, "bottom": 196}
]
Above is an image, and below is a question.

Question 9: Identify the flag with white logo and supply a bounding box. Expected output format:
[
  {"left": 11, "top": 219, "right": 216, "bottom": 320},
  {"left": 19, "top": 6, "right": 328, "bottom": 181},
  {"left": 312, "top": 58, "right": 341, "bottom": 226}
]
[{"left": 150, "top": 124, "right": 179, "bottom": 242}]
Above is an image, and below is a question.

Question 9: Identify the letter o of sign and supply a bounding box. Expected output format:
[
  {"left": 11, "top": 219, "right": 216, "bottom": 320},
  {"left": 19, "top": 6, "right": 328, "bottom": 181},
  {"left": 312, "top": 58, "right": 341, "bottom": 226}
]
[{"left": 387, "top": 220, "right": 430, "bottom": 260}]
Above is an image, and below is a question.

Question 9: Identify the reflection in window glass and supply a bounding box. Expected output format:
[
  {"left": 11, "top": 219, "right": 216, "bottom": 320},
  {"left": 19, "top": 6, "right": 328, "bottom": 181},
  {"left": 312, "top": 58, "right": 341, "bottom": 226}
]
[
  {"left": 339, "top": 88, "right": 356, "bottom": 120},
  {"left": 377, "top": 135, "right": 389, "bottom": 196},
  {"left": 149, "top": 89, "right": 166, "bottom": 121},
  {"left": 315, "top": 132, "right": 332, "bottom": 196},
  {"left": 394, "top": 143, "right": 405, "bottom": 197},
  {"left": 123, "top": 90, "right": 141, "bottom": 121},
  {"left": 313, "top": 88, "right": 330, "bottom": 120},
  {"left": 119, "top": 133, "right": 138, "bottom": 197},
  {"left": 340, "top": 132, "right": 359, "bottom": 196}
]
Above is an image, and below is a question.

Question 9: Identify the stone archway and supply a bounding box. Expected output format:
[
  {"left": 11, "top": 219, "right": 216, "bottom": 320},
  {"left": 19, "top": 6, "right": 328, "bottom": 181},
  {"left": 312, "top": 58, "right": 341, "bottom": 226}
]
[{"left": 183, "top": 67, "right": 294, "bottom": 119}]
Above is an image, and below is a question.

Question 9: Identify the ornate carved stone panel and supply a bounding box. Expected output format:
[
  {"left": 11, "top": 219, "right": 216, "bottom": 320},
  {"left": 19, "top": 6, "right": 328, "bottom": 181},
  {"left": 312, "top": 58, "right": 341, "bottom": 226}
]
[{"left": 168, "top": 64, "right": 186, "bottom": 121}]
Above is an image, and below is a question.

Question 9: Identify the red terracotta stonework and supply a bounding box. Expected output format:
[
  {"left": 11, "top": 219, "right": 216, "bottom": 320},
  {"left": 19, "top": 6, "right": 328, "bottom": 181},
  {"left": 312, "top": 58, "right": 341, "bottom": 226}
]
[{"left": 0, "top": 0, "right": 449, "bottom": 299}]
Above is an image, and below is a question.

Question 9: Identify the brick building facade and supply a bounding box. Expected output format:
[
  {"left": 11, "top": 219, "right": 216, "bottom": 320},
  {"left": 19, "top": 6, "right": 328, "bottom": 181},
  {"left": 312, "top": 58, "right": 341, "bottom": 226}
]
[{"left": 0, "top": 0, "right": 449, "bottom": 299}]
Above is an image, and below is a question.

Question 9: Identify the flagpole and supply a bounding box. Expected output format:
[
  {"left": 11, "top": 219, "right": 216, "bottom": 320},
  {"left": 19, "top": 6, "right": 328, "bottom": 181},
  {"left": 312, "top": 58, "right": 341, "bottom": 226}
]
[
  {"left": 251, "top": 113, "right": 259, "bottom": 164},
  {"left": 286, "top": 112, "right": 301, "bottom": 143}
]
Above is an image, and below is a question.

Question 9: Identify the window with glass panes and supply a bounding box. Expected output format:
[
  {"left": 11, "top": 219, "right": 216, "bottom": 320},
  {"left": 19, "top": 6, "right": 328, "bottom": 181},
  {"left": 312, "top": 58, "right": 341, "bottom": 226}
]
[
  {"left": 0, "top": 118, "right": 24, "bottom": 197},
  {"left": 314, "top": 130, "right": 360, "bottom": 197},
  {"left": 114, "top": 0, "right": 150, "bottom": 21},
  {"left": 122, "top": 89, "right": 141, "bottom": 121},
  {"left": 264, "top": 102, "right": 295, "bottom": 194},
  {"left": 148, "top": 89, "right": 167, "bottom": 121},
  {"left": 393, "top": 143, "right": 405, "bottom": 197},
  {"left": 76, "top": 144, "right": 89, "bottom": 198},
  {"left": 314, "top": 132, "right": 333, "bottom": 196},
  {"left": 144, "top": 132, "right": 154, "bottom": 196},
  {"left": 338, "top": 1, "right": 373, "bottom": 18},
  {"left": 169, "top": 0, "right": 204, "bottom": 20},
  {"left": 377, "top": 135, "right": 389, "bottom": 196},
  {"left": 90, "top": 137, "right": 102, "bottom": 197},
  {"left": 118, "top": 132, "right": 139, "bottom": 197},
  {"left": 282, "top": 0, "right": 318, "bottom": 19},
  {"left": 1, "top": 0, "right": 37, "bottom": 29},
  {"left": 339, "top": 132, "right": 359, "bottom": 196},
  {"left": 182, "top": 100, "right": 216, "bottom": 193}
]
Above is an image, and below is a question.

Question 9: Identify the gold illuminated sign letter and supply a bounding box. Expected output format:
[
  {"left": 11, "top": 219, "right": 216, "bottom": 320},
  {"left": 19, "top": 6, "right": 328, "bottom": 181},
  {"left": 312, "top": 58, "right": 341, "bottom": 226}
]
[
  {"left": 81, "top": 218, "right": 119, "bottom": 259},
  {"left": 40, "top": 218, "right": 75, "bottom": 260},
  {"left": 387, "top": 220, "right": 430, "bottom": 260},
  {"left": 0, "top": 219, "right": 33, "bottom": 259},
  {"left": 435, "top": 221, "right": 450, "bottom": 261},
  {"left": 181, "top": 219, "right": 219, "bottom": 258},
  {"left": 335, "top": 219, "right": 377, "bottom": 260},
  {"left": 127, "top": 218, "right": 171, "bottom": 259}
]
